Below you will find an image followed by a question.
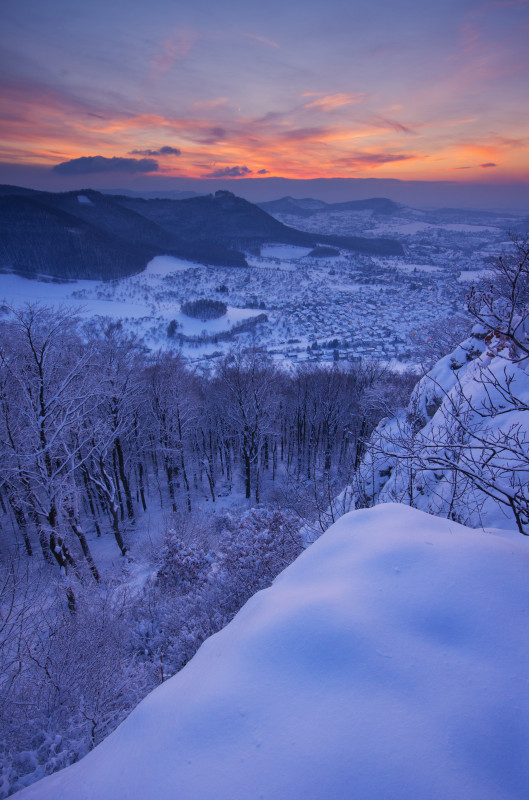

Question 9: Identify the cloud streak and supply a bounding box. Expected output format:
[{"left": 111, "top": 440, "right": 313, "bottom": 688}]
[
  {"left": 303, "top": 93, "right": 365, "bottom": 112},
  {"left": 203, "top": 165, "right": 252, "bottom": 177},
  {"left": 337, "top": 152, "right": 417, "bottom": 168},
  {"left": 52, "top": 156, "right": 159, "bottom": 174},
  {"left": 129, "top": 146, "right": 181, "bottom": 156},
  {"left": 243, "top": 33, "right": 280, "bottom": 49},
  {"left": 372, "top": 117, "right": 416, "bottom": 135}
]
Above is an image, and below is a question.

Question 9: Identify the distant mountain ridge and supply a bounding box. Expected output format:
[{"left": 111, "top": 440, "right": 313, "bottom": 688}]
[
  {"left": 257, "top": 196, "right": 401, "bottom": 217},
  {"left": 0, "top": 185, "right": 404, "bottom": 280}
]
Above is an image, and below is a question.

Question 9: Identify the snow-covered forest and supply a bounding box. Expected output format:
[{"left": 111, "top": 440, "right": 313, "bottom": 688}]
[
  {"left": 1, "top": 233, "right": 529, "bottom": 799},
  {"left": 0, "top": 306, "right": 414, "bottom": 796}
]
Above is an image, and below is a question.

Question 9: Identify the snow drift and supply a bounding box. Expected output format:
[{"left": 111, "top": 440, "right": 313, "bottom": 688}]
[{"left": 15, "top": 503, "right": 529, "bottom": 800}]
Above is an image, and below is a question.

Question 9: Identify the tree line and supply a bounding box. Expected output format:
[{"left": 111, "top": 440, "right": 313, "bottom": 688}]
[{"left": 0, "top": 305, "right": 414, "bottom": 590}]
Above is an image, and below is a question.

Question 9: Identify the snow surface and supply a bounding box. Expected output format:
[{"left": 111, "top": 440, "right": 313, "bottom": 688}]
[{"left": 15, "top": 504, "right": 529, "bottom": 800}]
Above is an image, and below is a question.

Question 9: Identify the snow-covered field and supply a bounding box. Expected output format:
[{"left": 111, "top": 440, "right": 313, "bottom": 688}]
[
  {"left": 259, "top": 244, "right": 313, "bottom": 260},
  {"left": 16, "top": 504, "right": 529, "bottom": 800},
  {"left": 0, "top": 257, "right": 264, "bottom": 351},
  {"left": 457, "top": 268, "right": 494, "bottom": 283}
]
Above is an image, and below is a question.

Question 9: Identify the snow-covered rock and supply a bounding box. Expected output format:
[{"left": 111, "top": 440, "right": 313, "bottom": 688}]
[
  {"left": 15, "top": 504, "right": 529, "bottom": 800},
  {"left": 362, "top": 325, "right": 529, "bottom": 531}
]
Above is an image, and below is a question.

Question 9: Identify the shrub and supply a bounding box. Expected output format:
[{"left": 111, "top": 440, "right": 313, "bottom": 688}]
[
  {"left": 156, "top": 535, "right": 211, "bottom": 594},
  {"left": 217, "top": 508, "right": 304, "bottom": 612}
]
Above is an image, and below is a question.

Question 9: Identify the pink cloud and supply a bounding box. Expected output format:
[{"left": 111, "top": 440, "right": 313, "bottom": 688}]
[
  {"left": 243, "top": 33, "right": 280, "bottom": 49},
  {"left": 303, "top": 93, "right": 365, "bottom": 112},
  {"left": 150, "top": 28, "right": 198, "bottom": 77},
  {"left": 190, "top": 98, "right": 229, "bottom": 111}
]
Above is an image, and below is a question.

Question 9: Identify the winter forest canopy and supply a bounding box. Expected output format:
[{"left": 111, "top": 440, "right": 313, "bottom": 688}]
[
  {"left": 1, "top": 233, "right": 529, "bottom": 798},
  {"left": 0, "top": 304, "right": 413, "bottom": 795}
]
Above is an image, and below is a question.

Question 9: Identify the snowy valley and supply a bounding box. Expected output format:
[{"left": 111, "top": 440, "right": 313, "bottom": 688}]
[
  {"left": 0, "top": 193, "right": 528, "bottom": 799},
  {"left": 1, "top": 195, "right": 524, "bottom": 366}
]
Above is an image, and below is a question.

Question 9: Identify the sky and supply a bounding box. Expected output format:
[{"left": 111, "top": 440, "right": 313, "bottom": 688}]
[{"left": 1, "top": 0, "right": 529, "bottom": 199}]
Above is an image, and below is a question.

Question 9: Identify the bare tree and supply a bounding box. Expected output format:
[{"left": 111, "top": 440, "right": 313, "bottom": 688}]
[
  {"left": 144, "top": 353, "right": 197, "bottom": 512},
  {"left": 409, "top": 314, "right": 472, "bottom": 369},
  {"left": 87, "top": 321, "right": 146, "bottom": 523},
  {"left": 216, "top": 350, "right": 278, "bottom": 501},
  {"left": 0, "top": 306, "right": 104, "bottom": 593},
  {"left": 361, "top": 236, "right": 529, "bottom": 534},
  {"left": 468, "top": 233, "right": 529, "bottom": 362}
]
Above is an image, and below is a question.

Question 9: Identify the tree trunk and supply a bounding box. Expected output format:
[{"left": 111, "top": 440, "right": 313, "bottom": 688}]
[
  {"left": 137, "top": 461, "right": 147, "bottom": 511},
  {"left": 180, "top": 449, "right": 191, "bottom": 512},
  {"left": 67, "top": 506, "right": 100, "bottom": 582},
  {"left": 112, "top": 449, "right": 125, "bottom": 520},
  {"left": 115, "top": 436, "right": 134, "bottom": 520},
  {"left": 82, "top": 468, "right": 102, "bottom": 537},
  {"left": 10, "top": 500, "right": 33, "bottom": 556},
  {"left": 244, "top": 450, "right": 251, "bottom": 499}
]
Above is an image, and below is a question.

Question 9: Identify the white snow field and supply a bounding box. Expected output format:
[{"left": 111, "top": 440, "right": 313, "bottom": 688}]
[
  {"left": 0, "top": 256, "right": 264, "bottom": 347},
  {"left": 16, "top": 504, "right": 529, "bottom": 800}
]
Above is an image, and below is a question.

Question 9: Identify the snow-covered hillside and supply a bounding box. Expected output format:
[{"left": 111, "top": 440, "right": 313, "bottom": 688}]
[
  {"left": 361, "top": 318, "right": 529, "bottom": 533},
  {"left": 15, "top": 504, "right": 529, "bottom": 800}
]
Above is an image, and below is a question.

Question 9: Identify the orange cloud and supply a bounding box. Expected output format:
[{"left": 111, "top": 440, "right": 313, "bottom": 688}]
[
  {"left": 2, "top": 71, "right": 529, "bottom": 185},
  {"left": 336, "top": 152, "right": 419, "bottom": 169}
]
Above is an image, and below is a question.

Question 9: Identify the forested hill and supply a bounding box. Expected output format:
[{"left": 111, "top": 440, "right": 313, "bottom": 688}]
[
  {"left": 0, "top": 185, "right": 404, "bottom": 280},
  {"left": 115, "top": 190, "right": 404, "bottom": 255},
  {"left": 257, "top": 195, "right": 401, "bottom": 217}
]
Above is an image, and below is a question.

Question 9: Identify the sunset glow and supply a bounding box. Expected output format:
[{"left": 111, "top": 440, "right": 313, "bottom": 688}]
[{"left": 1, "top": 0, "right": 528, "bottom": 194}]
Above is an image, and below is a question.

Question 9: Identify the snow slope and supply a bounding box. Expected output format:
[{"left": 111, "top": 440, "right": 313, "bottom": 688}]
[{"left": 15, "top": 504, "right": 529, "bottom": 800}]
